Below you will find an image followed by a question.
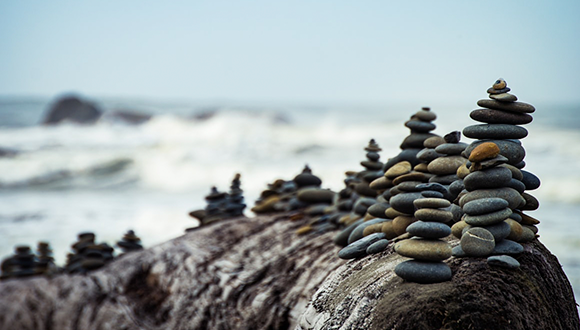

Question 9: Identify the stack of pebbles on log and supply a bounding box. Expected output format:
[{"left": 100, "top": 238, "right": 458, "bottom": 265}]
[
  {"left": 393, "top": 193, "right": 453, "bottom": 283},
  {"left": 454, "top": 78, "right": 540, "bottom": 268},
  {"left": 65, "top": 232, "right": 114, "bottom": 274},
  {"left": 189, "top": 174, "right": 248, "bottom": 226},
  {"left": 0, "top": 246, "right": 37, "bottom": 279},
  {"left": 116, "top": 230, "right": 144, "bottom": 254},
  {"left": 35, "top": 241, "right": 57, "bottom": 275}
]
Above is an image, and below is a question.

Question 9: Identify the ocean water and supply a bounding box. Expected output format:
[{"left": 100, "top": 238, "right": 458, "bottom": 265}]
[{"left": 1, "top": 96, "right": 579, "bottom": 304}]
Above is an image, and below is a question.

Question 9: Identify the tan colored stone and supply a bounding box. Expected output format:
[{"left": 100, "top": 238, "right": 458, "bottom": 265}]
[
  {"left": 363, "top": 223, "right": 384, "bottom": 237},
  {"left": 456, "top": 164, "right": 470, "bottom": 179},
  {"left": 385, "top": 161, "right": 412, "bottom": 179},
  {"left": 395, "top": 239, "right": 452, "bottom": 261},
  {"left": 423, "top": 136, "right": 446, "bottom": 148},
  {"left": 393, "top": 216, "right": 416, "bottom": 236},
  {"left": 295, "top": 225, "right": 313, "bottom": 235},
  {"left": 468, "top": 142, "right": 500, "bottom": 162},
  {"left": 369, "top": 176, "right": 393, "bottom": 190},
  {"left": 506, "top": 219, "right": 523, "bottom": 241},
  {"left": 414, "top": 163, "right": 430, "bottom": 173},
  {"left": 381, "top": 220, "right": 398, "bottom": 239},
  {"left": 385, "top": 207, "right": 408, "bottom": 219},
  {"left": 392, "top": 172, "right": 428, "bottom": 185},
  {"left": 451, "top": 220, "right": 469, "bottom": 239}
]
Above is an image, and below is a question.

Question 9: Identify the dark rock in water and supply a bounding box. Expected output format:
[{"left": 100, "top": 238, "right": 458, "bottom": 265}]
[
  {"left": 42, "top": 95, "right": 102, "bottom": 125},
  {"left": 492, "top": 239, "right": 524, "bottom": 255},
  {"left": 470, "top": 108, "right": 533, "bottom": 125},
  {"left": 338, "top": 233, "right": 386, "bottom": 259},
  {"left": 477, "top": 99, "right": 535, "bottom": 113},
  {"left": 383, "top": 149, "right": 421, "bottom": 172},
  {"left": 444, "top": 131, "right": 461, "bottom": 143},
  {"left": 521, "top": 170, "right": 541, "bottom": 190},
  {"left": 390, "top": 192, "right": 423, "bottom": 215},
  {"left": 487, "top": 255, "right": 520, "bottom": 269},
  {"left": 334, "top": 219, "right": 364, "bottom": 247},
  {"left": 463, "top": 197, "right": 509, "bottom": 216},
  {"left": 0, "top": 147, "right": 19, "bottom": 158},
  {"left": 463, "top": 167, "right": 513, "bottom": 191},
  {"left": 463, "top": 124, "right": 528, "bottom": 140},
  {"left": 366, "top": 239, "right": 390, "bottom": 254},
  {"left": 463, "top": 139, "right": 525, "bottom": 166},
  {"left": 394, "top": 260, "right": 452, "bottom": 284},
  {"left": 406, "top": 221, "right": 451, "bottom": 239},
  {"left": 106, "top": 110, "right": 152, "bottom": 125}
]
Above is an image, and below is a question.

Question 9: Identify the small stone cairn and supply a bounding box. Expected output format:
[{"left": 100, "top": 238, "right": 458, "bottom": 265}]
[
  {"left": 454, "top": 78, "right": 540, "bottom": 268},
  {"left": 0, "top": 246, "right": 37, "bottom": 279},
  {"left": 36, "top": 242, "right": 57, "bottom": 275},
  {"left": 393, "top": 193, "right": 453, "bottom": 283},
  {"left": 224, "top": 173, "right": 246, "bottom": 217},
  {"left": 65, "top": 232, "right": 114, "bottom": 274},
  {"left": 116, "top": 230, "right": 144, "bottom": 253}
]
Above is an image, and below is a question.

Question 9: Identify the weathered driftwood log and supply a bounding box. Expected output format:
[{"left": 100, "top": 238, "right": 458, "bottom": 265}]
[{"left": 0, "top": 214, "right": 578, "bottom": 330}]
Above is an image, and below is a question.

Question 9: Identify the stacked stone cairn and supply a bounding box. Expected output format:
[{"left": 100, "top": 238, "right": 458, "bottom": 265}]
[
  {"left": 36, "top": 242, "right": 57, "bottom": 275},
  {"left": 453, "top": 78, "right": 540, "bottom": 269},
  {"left": 116, "top": 230, "right": 144, "bottom": 254},
  {"left": 393, "top": 191, "right": 454, "bottom": 283},
  {"left": 65, "top": 232, "right": 114, "bottom": 274},
  {"left": 0, "top": 246, "right": 38, "bottom": 279},
  {"left": 382, "top": 107, "right": 439, "bottom": 172},
  {"left": 224, "top": 173, "right": 246, "bottom": 217}
]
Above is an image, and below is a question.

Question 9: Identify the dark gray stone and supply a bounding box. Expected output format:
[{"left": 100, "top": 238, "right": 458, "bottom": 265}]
[
  {"left": 338, "top": 233, "right": 387, "bottom": 259},
  {"left": 463, "top": 167, "right": 512, "bottom": 191},
  {"left": 333, "top": 219, "right": 364, "bottom": 247},
  {"left": 521, "top": 170, "right": 541, "bottom": 190},
  {"left": 477, "top": 99, "right": 535, "bottom": 113},
  {"left": 463, "top": 140, "right": 525, "bottom": 166},
  {"left": 405, "top": 120, "right": 436, "bottom": 133},
  {"left": 487, "top": 255, "right": 521, "bottom": 268},
  {"left": 394, "top": 260, "right": 452, "bottom": 283},
  {"left": 492, "top": 239, "right": 524, "bottom": 255},
  {"left": 459, "top": 187, "right": 525, "bottom": 210},
  {"left": 452, "top": 245, "right": 467, "bottom": 257},
  {"left": 450, "top": 204, "right": 464, "bottom": 222},
  {"left": 435, "top": 143, "right": 468, "bottom": 156},
  {"left": 42, "top": 96, "right": 102, "bottom": 125},
  {"left": 506, "top": 178, "right": 526, "bottom": 194},
  {"left": 366, "top": 239, "right": 390, "bottom": 254},
  {"left": 482, "top": 221, "right": 511, "bottom": 241},
  {"left": 421, "top": 191, "right": 444, "bottom": 198},
  {"left": 383, "top": 149, "right": 421, "bottom": 172},
  {"left": 486, "top": 87, "right": 511, "bottom": 94},
  {"left": 416, "top": 182, "right": 448, "bottom": 193},
  {"left": 353, "top": 197, "right": 377, "bottom": 215},
  {"left": 470, "top": 108, "right": 533, "bottom": 125},
  {"left": 400, "top": 133, "right": 439, "bottom": 149},
  {"left": 509, "top": 212, "right": 522, "bottom": 222},
  {"left": 429, "top": 174, "right": 459, "bottom": 185},
  {"left": 348, "top": 218, "right": 387, "bottom": 244},
  {"left": 463, "top": 197, "right": 509, "bottom": 216},
  {"left": 406, "top": 221, "right": 451, "bottom": 239},
  {"left": 521, "top": 193, "right": 539, "bottom": 211},
  {"left": 449, "top": 179, "right": 465, "bottom": 196},
  {"left": 396, "top": 181, "right": 423, "bottom": 192},
  {"left": 417, "top": 148, "right": 444, "bottom": 162},
  {"left": 464, "top": 208, "right": 513, "bottom": 226},
  {"left": 463, "top": 124, "right": 528, "bottom": 140},
  {"left": 367, "top": 203, "right": 389, "bottom": 218},
  {"left": 444, "top": 131, "right": 461, "bottom": 143},
  {"left": 390, "top": 192, "right": 423, "bottom": 215}
]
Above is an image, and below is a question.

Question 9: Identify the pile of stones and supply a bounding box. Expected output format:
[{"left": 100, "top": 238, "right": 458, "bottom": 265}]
[
  {"left": 116, "top": 230, "right": 144, "bottom": 254},
  {"left": 189, "top": 173, "right": 247, "bottom": 226},
  {"left": 65, "top": 232, "right": 114, "bottom": 274},
  {"left": 0, "top": 246, "right": 38, "bottom": 279},
  {"left": 36, "top": 242, "right": 57, "bottom": 275}
]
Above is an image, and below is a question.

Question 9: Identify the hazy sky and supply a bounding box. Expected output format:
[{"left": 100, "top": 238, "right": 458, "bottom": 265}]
[{"left": 1, "top": 1, "right": 579, "bottom": 104}]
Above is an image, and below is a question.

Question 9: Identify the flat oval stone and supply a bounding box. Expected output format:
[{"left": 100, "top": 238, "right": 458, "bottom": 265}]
[
  {"left": 414, "top": 163, "right": 430, "bottom": 172},
  {"left": 470, "top": 108, "right": 533, "bottom": 125},
  {"left": 449, "top": 179, "right": 465, "bottom": 196},
  {"left": 481, "top": 221, "right": 511, "bottom": 241},
  {"left": 521, "top": 170, "right": 541, "bottom": 190},
  {"left": 415, "top": 110, "right": 437, "bottom": 122},
  {"left": 297, "top": 188, "right": 335, "bottom": 204},
  {"left": 363, "top": 223, "right": 386, "bottom": 237},
  {"left": 394, "top": 260, "right": 452, "bottom": 283},
  {"left": 417, "top": 148, "right": 444, "bottom": 162},
  {"left": 519, "top": 212, "right": 540, "bottom": 226},
  {"left": 353, "top": 197, "right": 377, "bottom": 215},
  {"left": 464, "top": 207, "right": 512, "bottom": 226},
  {"left": 392, "top": 172, "right": 428, "bottom": 185},
  {"left": 421, "top": 191, "right": 444, "bottom": 198},
  {"left": 385, "top": 161, "right": 412, "bottom": 179},
  {"left": 392, "top": 215, "right": 416, "bottom": 236},
  {"left": 499, "top": 164, "right": 523, "bottom": 181},
  {"left": 468, "top": 142, "right": 500, "bottom": 162},
  {"left": 459, "top": 187, "right": 524, "bottom": 210},
  {"left": 367, "top": 203, "right": 390, "bottom": 218},
  {"left": 487, "top": 86, "right": 511, "bottom": 94},
  {"left": 415, "top": 208, "right": 454, "bottom": 223},
  {"left": 369, "top": 176, "right": 392, "bottom": 190},
  {"left": 366, "top": 239, "right": 390, "bottom": 254},
  {"left": 423, "top": 136, "right": 446, "bottom": 148},
  {"left": 451, "top": 220, "right": 469, "bottom": 239},
  {"left": 333, "top": 219, "right": 364, "bottom": 247},
  {"left": 383, "top": 149, "right": 421, "bottom": 172},
  {"left": 413, "top": 198, "right": 451, "bottom": 209},
  {"left": 520, "top": 192, "right": 539, "bottom": 211},
  {"left": 477, "top": 99, "right": 535, "bottom": 113},
  {"left": 429, "top": 174, "right": 459, "bottom": 185},
  {"left": 506, "top": 178, "right": 526, "bottom": 194},
  {"left": 487, "top": 255, "right": 520, "bottom": 269},
  {"left": 463, "top": 197, "right": 509, "bottom": 216},
  {"left": 385, "top": 207, "right": 407, "bottom": 219},
  {"left": 348, "top": 218, "right": 387, "bottom": 244},
  {"left": 396, "top": 181, "right": 424, "bottom": 192},
  {"left": 463, "top": 124, "right": 528, "bottom": 140},
  {"left": 519, "top": 226, "right": 536, "bottom": 242},
  {"left": 405, "top": 120, "right": 436, "bottom": 132},
  {"left": 400, "top": 133, "right": 438, "bottom": 149},
  {"left": 395, "top": 239, "right": 452, "bottom": 261},
  {"left": 463, "top": 139, "right": 525, "bottom": 165},
  {"left": 338, "top": 232, "right": 387, "bottom": 259},
  {"left": 435, "top": 143, "right": 468, "bottom": 156},
  {"left": 509, "top": 212, "right": 522, "bottom": 222},
  {"left": 463, "top": 167, "right": 513, "bottom": 191},
  {"left": 428, "top": 155, "right": 467, "bottom": 175},
  {"left": 492, "top": 239, "right": 524, "bottom": 255},
  {"left": 354, "top": 182, "right": 378, "bottom": 198},
  {"left": 416, "top": 182, "right": 448, "bottom": 193},
  {"left": 390, "top": 192, "right": 423, "bottom": 214},
  {"left": 407, "top": 221, "right": 451, "bottom": 239},
  {"left": 490, "top": 93, "right": 517, "bottom": 102},
  {"left": 461, "top": 227, "right": 495, "bottom": 257}
]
